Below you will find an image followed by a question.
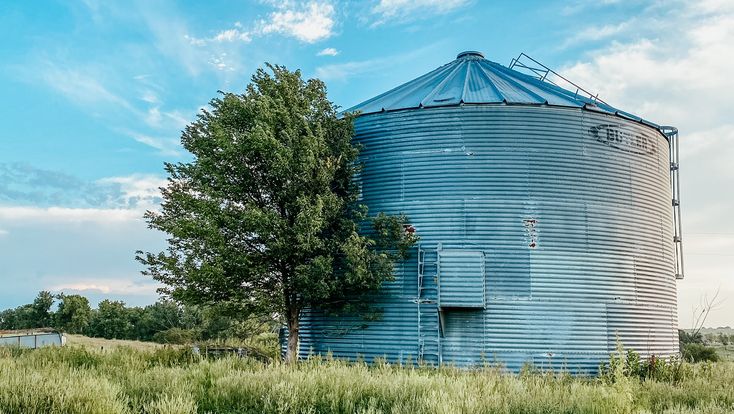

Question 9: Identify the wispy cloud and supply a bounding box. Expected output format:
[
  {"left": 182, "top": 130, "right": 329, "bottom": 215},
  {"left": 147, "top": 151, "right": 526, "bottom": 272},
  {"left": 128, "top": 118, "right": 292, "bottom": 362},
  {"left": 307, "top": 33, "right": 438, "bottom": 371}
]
[
  {"left": 95, "top": 174, "right": 166, "bottom": 210},
  {"left": 0, "top": 163, "right": 166, "bottom": 210},
  {"left": 369, "top": 0, "right": 470, "bottom": 26},
  {"left": 561, "top": 0, "right": 623, "bottom": 16},
  {"left": 212, "top": 28, "right": 252, "bottom": 43},
  {"left": 124, "top": 131, "right": 182, "bottom": 157},
  {"left": 140, "top": 90, "right": 160, "bottom": 104},
  {"left": 186, "top": 27, "right": 252, "bottom": 45},
  {"left": 561, "top": 20, "right": 633, "bottom": 48},
  {"left": 23, "top": 58, "right": 190, "bottom": 156},
  {"left": 258, "top": 1, "right": 336, "bottom": 43},
  {"left": 316, "top": 59, "right": 380, "bottom": 81},
  {"left": 317, "top": 47, "right": 339, "bottom": 56},
  {"left": 315, "top": 44, "right": 440, "bottom": 82},
  {"left": 49, "top": 278, "right": 161, "bottom": 296},
  {"left": 137, "top": 3, "right": 211, "bottom": 77},
  {"left": 38, "top": 63, "right": 133, "bottom": 112},
  {"left": 0, "top": 206, "right": 142, "bottom": 223}
]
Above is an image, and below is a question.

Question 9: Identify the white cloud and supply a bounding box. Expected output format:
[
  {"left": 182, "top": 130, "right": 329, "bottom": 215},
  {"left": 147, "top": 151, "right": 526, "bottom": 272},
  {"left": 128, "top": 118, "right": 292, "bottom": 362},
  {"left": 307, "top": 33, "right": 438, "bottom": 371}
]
[
  {"left": 317, "top": 47, "right": 339, "bottom": 56},
  {"left": 212, "top": 28, "right": 252, "bottom": 43},
  {"left": 0, "top": 204, "right": 165, "bottom": 307},
  {"left": 142, "top": 103, "right": 191, "bottom": 130},
  {"left": 0, "top": 206, "right": 142, "bottom": 223},
  {"left": 561, "top": 21, "right": 632, "bottom": 48},
  {"left": 49, "top": 279, "right": 160, "bottom": 296},
  {"left": 183, "top": 34, "right": 207, "bottom": 46},
  {"left": 0, "top": 170, "right": 167, "bottom": 307},
  {"left": 96, "top": 174, "right": 166, "bottom": 210},
  {"left": 140, "top": 90, "right": 160, "bottom": 104},
  {"left": 185, "top": 2, "right": 335, "bottom": 49},
  {"left": 259, "top": 1, "right": 335, "bottom": 43},
  {"left": 163, "top": 110, "right": 191, "bottom": 130},
  {"left": 369, "top": 0, "right": 470, "bottom": 26},
  {"left": 557, "top": 1, "right": 734, "bottom": 327},
  {"left": 145, "top": 107, "right": 162, "bottom": 127},
  {"left": 209, "top": 53, "right": 237, "bottom": 72}
]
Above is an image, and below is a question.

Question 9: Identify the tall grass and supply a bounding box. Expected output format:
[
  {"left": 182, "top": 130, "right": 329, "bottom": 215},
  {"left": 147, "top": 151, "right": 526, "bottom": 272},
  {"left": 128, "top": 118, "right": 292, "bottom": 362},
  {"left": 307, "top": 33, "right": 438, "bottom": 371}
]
[{"left": 0, "top": 345, "right": 732, "bottom": 413}]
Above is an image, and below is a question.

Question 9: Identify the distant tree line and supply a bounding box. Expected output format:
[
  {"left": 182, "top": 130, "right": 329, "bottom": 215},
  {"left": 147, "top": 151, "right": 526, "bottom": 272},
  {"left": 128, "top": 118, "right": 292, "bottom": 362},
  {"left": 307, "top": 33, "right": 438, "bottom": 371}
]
[
  {"left": 0, "top": 291, "right": 275, "bottom": 345},
  {"left": 678, "top": 329, "right": 730, "bottom": 363}
]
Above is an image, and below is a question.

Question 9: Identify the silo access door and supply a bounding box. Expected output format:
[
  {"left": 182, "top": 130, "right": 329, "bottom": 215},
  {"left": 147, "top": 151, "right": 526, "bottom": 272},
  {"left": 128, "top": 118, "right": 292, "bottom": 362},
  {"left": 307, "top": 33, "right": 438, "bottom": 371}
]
[
  {"left": 438, "top": 249, "right": 486, "bottom": 366},
  {"left": 438, "top": 250, "right": 486, "bottom": 308}
]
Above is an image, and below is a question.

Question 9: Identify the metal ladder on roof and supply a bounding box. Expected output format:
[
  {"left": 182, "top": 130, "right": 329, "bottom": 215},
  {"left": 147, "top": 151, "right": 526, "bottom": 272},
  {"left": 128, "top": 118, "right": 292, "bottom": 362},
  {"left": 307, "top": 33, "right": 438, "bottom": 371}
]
[
  {"left": 509, "top": 52, "right": 608, "bottom": 105},
  {"left": 663, "top": 126, "right": 685, "bottom": 279},
  {"left": 416, "top": 244, "right": 441, "bottom": 365}
]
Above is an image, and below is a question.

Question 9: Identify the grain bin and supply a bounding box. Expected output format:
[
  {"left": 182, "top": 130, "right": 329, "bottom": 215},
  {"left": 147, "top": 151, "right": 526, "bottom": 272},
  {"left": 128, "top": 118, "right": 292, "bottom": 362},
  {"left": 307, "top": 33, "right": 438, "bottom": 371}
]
[{"left": 298, "top": 51, "right": 682, "bottom": 373}]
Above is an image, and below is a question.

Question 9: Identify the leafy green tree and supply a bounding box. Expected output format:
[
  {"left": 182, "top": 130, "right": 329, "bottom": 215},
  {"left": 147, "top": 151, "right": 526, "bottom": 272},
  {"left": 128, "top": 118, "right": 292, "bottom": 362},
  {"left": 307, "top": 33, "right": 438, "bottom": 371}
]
[
  {"left": 0, "top": 307, "right": 25, "bottom": 330},
  {"left": 137, "top": 64, "right": 417, "bottom": 362},
  {"left": 0, "top": 303, "right": 40, "bottom": 330},
  {"left": 30, "top": 291, "right": 55, "bottom": 328},
  {"left": 87, "top": 300, "right": 131, "bottom": 339},
  {"left": 54, "top": 294, "right": 92, "bottom": 334},
  {"left": 134, "top": 301, "right": 184, "bottom": 341}
]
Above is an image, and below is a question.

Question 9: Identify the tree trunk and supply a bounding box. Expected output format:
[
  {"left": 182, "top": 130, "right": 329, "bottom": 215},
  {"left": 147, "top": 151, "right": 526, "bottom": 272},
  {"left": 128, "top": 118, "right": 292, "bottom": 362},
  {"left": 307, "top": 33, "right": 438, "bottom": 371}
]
[{"left": 286, "top": 307, "right": 300, "bottom": 363}]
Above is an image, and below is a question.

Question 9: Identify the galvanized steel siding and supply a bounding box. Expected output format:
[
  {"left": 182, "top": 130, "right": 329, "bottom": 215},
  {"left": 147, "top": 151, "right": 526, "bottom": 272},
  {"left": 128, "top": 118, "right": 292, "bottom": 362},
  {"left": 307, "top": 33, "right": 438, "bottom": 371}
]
[{"left": 299, "top": 104, "right": 677, "bottom": 372}]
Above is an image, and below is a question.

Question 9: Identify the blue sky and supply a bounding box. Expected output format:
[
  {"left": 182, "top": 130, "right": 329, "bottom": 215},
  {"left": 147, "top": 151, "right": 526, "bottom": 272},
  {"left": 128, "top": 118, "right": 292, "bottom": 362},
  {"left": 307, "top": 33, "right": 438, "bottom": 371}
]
[{"left": 1, "top": 0, "right": 732, "bottom": 327}]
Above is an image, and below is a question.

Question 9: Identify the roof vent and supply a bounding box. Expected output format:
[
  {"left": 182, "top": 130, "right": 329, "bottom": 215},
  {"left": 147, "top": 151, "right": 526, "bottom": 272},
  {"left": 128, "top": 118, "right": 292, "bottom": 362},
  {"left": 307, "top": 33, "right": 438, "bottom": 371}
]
[{"left": 456, "top": 51, "right": 484, "bottom": 60}]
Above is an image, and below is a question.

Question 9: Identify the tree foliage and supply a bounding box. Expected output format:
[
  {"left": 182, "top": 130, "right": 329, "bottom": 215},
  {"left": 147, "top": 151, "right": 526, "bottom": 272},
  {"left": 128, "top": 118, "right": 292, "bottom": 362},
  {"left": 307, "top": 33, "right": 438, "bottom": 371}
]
[
  {"left": 0, "top": 291, "right": 55, "bottom": 330},
  {"left": 137, "top": 64, "right": 417, "bottom": 361},
  {"left": 87, "top": 300, "right": 132, "bottom": 340},
  {"left": 55, "top": 294, "right": 92, "bottom": 334}
]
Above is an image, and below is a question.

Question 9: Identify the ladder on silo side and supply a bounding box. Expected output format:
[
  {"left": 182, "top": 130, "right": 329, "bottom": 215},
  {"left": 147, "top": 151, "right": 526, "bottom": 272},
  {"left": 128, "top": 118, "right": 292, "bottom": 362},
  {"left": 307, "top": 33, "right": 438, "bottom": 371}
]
[
  {"left": 663, "top": 126, "right": 684, "bottom": 279},
  {"left": 416, "top": 244, "right": 441, "bottom": 365}
]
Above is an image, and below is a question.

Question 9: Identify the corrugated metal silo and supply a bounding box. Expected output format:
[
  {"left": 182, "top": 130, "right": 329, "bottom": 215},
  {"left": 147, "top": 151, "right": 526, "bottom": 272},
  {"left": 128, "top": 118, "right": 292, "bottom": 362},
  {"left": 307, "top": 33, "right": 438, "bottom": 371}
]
[{"left": 298, "top": 51, "right": 681, "bottom": 373}]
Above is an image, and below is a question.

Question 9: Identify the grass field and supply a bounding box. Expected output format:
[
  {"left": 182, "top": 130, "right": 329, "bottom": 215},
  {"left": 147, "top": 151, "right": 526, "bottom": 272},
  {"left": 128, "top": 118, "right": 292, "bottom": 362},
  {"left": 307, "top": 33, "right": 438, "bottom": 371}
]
[
  {"left": 1, "top": 339, "right": 733, "bottom": 413},
  {"left": 65, "top": 334, "right": 167, "bottom": 351},
  {"left": 713, "top": 344, "right": 734, "bottom": 362}
]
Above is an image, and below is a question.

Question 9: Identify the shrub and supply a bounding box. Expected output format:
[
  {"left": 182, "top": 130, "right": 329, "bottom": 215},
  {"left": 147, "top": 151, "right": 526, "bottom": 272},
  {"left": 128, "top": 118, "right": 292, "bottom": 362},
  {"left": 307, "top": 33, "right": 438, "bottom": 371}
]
[
  {"left": 152, "top": 328, "right": 197, "bottom": 345},
  {"left": 681, "top": 343, "right": 720, "bottom": 363},
  {"left": 679, "top": 329, "right": 703, "bottom": 345},
  {"left": 601, "top": 342, "right": 690, "bottom": 384}
]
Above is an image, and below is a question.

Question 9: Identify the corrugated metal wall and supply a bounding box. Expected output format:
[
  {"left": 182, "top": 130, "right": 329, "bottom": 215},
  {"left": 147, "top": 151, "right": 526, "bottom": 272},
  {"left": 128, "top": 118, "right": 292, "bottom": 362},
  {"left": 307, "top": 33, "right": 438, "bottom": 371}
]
[
  {"left": 299, "top": 104, "right": 678, "bottom": 373},
  {"left": 0, "top": 332, "right": 65, "bottom": 348}
]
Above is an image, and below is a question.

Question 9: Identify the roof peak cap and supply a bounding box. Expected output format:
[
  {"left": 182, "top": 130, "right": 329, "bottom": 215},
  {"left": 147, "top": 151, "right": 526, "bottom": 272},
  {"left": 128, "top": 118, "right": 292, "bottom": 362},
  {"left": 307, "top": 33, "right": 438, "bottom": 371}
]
[{"left": 456, "top": 50, "right": 484, "bottom": 60}]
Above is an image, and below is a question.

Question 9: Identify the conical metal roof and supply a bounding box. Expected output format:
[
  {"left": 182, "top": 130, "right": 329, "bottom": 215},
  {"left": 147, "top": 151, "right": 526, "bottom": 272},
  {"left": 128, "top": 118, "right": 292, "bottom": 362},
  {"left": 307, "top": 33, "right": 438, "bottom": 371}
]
[{"left": 346, "top": 51, "right": 658, "bottom": 129}]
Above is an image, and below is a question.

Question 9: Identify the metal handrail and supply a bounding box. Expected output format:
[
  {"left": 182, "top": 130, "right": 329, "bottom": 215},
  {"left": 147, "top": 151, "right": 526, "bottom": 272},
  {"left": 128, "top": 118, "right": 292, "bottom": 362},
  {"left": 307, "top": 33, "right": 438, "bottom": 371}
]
[{"left": 509, "top": 53, "right": 609, "bottom": 105}]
